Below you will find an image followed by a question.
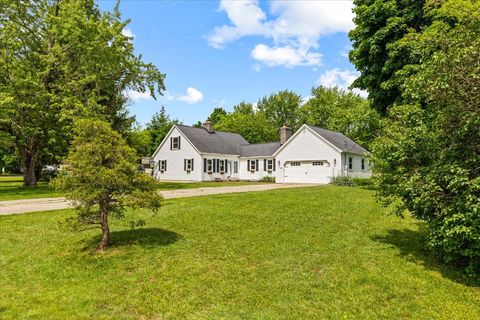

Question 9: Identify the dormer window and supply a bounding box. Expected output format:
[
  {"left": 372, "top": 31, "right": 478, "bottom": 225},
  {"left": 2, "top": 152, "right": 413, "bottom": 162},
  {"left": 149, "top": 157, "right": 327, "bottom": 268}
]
[{"left": 170, "top": 136, "right": 181, "bottom": 150}]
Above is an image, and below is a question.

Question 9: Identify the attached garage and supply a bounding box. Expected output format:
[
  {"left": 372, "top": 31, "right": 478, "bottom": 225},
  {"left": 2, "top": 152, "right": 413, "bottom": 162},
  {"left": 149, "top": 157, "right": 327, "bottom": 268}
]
[{"left": 283, "top": 160, "right": 332, "bottom": 184}]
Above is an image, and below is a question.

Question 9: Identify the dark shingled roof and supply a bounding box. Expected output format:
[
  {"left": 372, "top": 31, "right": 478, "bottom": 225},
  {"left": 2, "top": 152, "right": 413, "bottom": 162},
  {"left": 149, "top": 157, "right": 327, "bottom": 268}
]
[
  {"left": 307, "top": 125, "right": 368, "bottom": 155},
  {"left": 240, "top": 142, "right": 281, "bottom": 157},
  {"left": 176, "top": 124, "right": 249, "bottom": 155}
]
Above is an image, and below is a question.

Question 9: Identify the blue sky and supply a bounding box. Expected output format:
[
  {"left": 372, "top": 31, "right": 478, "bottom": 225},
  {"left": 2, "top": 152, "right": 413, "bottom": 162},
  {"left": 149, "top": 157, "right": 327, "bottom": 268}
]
[{"left": 98, "top": 0, "right": 359, "bottom": 126}]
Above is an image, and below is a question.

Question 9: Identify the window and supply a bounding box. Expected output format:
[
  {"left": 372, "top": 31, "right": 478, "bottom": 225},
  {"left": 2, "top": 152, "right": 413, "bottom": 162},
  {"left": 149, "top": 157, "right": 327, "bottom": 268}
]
[
  {"left": 361, "top": 159, "right": 365, "bottom": 170},
  {"left": 185, "top": 159, "right": 193, "bottom": 171},
  {"left": 171, "top": 136, "right": 180, "bottom": 150},
  {"left": 159, "top": 160, "right": 167, "bottom": 172},
  {"left": 234, "top": 161, "right": 238, "bottom": 173},
  {"left": 334, "top": 159, "right": 337, "bottom": 167},
  {"left": 312, "top": 161, "right": 323, "bottom": 166},
  {"left": 207, "top": 159, "right": 213, "bottom": 173},
  {"left": 267, "top": 159, "right": 274, "bottom": 171},
  {"left": 290, "top": 162, "right": 301, "bottom": 166},
  {"left": 219, "top": 160, "right": 225, "bottom": 173},
  {"left": 348, "top": 157, "right": 353, "bottom": 170},
  {"left": 249, "top": 160, "right": 256, "bottom": 171}
]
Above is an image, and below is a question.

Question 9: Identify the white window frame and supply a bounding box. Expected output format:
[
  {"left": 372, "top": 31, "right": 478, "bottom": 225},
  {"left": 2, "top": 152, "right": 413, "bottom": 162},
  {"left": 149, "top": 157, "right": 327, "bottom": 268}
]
[
  {"left": 267, "top": 159, "right": 274, "bottom": 171},
  {"left": 172, "top": 136, "right": 180, "bottom": 150},
  {"left": 290, "top": 162, "right": 301, "bottom": 167},
  {"left": 249, "top": 160, "right": 256, "bottom": 171},
  {"left": 361, "top": 159, "right": 365, "bottom": 171},
  {"left": 233, "top": 161, "right": 238, "bottom": 174},
  {"left": 207, "top": 159, "right": 213, "bottom": 173},
  {"left": 186, "top": 159, "right": 193, "bottom": 171},
  {"left": 219, "top": 160, "right": 225, "bottom": 173},
  {"left": 348, "top": 157, "right": 353, "bottom": 170},
  {"left": 159, "top": 160, "right": 166, "bottom": 172},
  {"left": 312, "top": 161, "right": 323, "bottom": 166}
]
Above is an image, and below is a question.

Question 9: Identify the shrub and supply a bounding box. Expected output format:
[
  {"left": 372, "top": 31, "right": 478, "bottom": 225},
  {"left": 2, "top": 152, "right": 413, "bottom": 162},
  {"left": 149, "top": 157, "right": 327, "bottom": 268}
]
[
  {"left": 259, "top": 176, "right": 275, "bottom": 183},
  {"left": 352, "top": 178, "right": 373, "bottom": 188},
  {"left": 330, "top": 176, "right": 354, "bottom": 186}
]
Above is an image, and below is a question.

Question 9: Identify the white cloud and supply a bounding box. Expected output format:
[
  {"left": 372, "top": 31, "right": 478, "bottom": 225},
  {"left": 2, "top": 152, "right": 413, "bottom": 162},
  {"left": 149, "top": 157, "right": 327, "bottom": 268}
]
[
  {"left": 122, "top": 28, "right": 135, "bottom": 39},
  {"left": 126, "top": 90, "right": 153, "bottom": 101},
  {"left": 177, "top": 87, "right": 204, "bottom": 104},
  {"left": 208, "top": 0, "right": 267, "bottom": 48},
  {"left": 207, "top": 0, "right": 354, "bottom": 68},
  {"left": 317, "top": 68, "right": 367, "bottom": 97},
  {"left": 251, "top": 44, "right": 321, "bottom": 67}
]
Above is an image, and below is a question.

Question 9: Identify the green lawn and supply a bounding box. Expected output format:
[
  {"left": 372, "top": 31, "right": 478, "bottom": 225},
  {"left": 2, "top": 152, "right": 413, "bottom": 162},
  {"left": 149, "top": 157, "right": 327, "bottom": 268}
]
[
  {"left": 0, "top": 175, "right": 268, "bottom": 201},
  {"left": 0, "top": 186, "right": 479, "bottom": 319},
  {"left": 0, "top": 175, "right": 63, "bottom": 201}
]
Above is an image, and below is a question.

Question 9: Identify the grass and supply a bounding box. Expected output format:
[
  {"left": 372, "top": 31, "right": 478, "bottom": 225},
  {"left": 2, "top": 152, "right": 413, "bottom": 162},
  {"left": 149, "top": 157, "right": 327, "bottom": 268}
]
[
  {"left": 0, "top": 175, "right": 268, "bottom": 201},
  {"left": 0, "top": 175, "right": 62, "bottom": 201},
  {"left": 0, "top": 186, "right": 478, "bottom": 319}
]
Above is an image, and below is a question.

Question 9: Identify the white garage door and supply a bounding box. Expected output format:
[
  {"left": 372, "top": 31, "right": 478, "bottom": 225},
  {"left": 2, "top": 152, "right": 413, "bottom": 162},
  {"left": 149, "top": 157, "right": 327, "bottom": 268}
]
[{"left": 283, "top": 161, "right": 331, "bottom": 184}]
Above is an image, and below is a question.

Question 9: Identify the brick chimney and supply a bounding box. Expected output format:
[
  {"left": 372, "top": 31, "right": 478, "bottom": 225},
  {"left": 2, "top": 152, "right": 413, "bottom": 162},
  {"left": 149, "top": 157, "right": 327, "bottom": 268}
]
[
  {"left": 203, "top": 120, "right": 214, "bottom": 133},
  {"left": 280, "top": 126, "right": 292, "bottom": 144}
]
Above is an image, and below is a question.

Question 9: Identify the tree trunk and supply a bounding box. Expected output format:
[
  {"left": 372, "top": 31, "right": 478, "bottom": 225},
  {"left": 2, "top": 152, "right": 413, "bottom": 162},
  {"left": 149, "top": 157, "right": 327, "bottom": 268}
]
[
  {"left": 18, "top": 142, "right": 38, "bottom": 187},
  {"left": 98, "top": 208, "right": 110, "bottom": 251}
]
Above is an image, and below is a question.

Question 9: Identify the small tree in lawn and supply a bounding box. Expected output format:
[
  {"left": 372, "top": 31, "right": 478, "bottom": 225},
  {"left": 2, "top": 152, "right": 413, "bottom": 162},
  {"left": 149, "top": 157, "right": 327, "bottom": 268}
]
[{"left": 52, "top": 119, "right": 162, "bottom": 251}]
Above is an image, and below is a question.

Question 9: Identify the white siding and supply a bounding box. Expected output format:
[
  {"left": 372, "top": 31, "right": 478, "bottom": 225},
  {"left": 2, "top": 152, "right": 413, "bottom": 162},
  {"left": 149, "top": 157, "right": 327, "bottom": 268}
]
[
  {"left": 238, "top": 157, "right": 276, "bottom": 181},
  {"left": 152, "top": 127, "right": 203, "bottom": 181},
  {"left": 341, "top": 153, "right": 371, "bottom": 178},
  {"left": 201, "top": 154, "right": 241, "bottom": 181},
  {"left": 275, "top": 126, "right": 342, "bottom": 184}
]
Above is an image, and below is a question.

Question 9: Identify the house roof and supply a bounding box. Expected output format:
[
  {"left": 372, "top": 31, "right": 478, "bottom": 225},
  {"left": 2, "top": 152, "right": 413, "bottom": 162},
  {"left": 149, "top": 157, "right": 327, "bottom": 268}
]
[
  {"left": 240, "top": 142, "right": 282, "bottom": 157},
  {"left": 307, "top": 125, "right": 368, "bottom": 155},
  {"left": 176, "top": 124, "right": 249, "bottom": 155}
]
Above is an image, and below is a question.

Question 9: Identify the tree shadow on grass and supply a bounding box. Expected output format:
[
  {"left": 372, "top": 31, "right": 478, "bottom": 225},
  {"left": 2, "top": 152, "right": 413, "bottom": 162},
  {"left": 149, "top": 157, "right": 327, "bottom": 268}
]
[
  {"left": 371, "top": 227, "right": 480, "bottom": 287},
  {"left": 83, "top": 228, "right": 181, "bottom": 251}
]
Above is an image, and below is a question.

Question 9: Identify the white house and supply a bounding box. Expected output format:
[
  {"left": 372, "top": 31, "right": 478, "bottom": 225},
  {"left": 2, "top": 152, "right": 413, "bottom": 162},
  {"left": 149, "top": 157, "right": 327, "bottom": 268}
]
[{"left": 152, "top": 121, "right": 370, "bottom": 184}]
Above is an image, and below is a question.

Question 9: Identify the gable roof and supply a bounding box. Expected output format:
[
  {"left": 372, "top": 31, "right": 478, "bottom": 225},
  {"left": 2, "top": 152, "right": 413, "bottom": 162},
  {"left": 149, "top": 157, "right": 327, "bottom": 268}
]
[
  {"left": 307, "top": 125, "right": 368, "bottom": 155},
  {"left": 176, "top": 124, "right": 249, "bottom": 155},
  {"left": 240, "top": 142, "right": 281, "bottom": 157}
]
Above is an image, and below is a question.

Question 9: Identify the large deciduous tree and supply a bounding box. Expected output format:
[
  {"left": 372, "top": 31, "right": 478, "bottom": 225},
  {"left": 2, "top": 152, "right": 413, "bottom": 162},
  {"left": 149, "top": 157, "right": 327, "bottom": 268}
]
[
  {"left": 52, "top": 119, "right": 162, "bottom": 251},
  {"left": 256, "top": 90, "right": 302, "bottom": 130},
  {"left": 0, "top": 0, "right": 165, "bottom": 186},
  {"left": 207, "top": 107, "right": 228, "bottom": 124},
  {"left": 214, "top": 102, "right": 277, "bottom": 143},
  {"left": 349, "top": 0, "right": 428, "bottom": 114},
  {"left": 371, "top": 0, "right": 480, "bottom": 274},
  {"left": 298, "top": 86, "right": 381, "bottom": 149}
]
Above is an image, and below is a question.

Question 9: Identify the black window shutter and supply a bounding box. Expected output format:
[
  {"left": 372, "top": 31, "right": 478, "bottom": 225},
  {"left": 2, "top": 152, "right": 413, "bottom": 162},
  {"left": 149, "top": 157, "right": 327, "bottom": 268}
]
[
  {"left": 213, "top": 159, "right": 216, "bottom": 172},
  {"left": 264, "top": 159, "right": 267, "bottom": 171},
  {"left": 273, "top": 160, "right": 276, "bottom": 171},
  {"left": 170, "top": 137, "right": 173, "bottom": 150},
  {"left": 184, "top": 159, "right": 186, "bottom": 171},
  {"left": 191, "top": 159, "right": 194, "bottom": 171},
  {"left": 256, "top": 159, "right": 259, "bottom": 172},
  {"left": 216, "top": 159, "right": 220, "bottom": 172},
  {"left": 178, "top": 136, "right": 181, "bottom": 149},
  {"left": 247, "top": 160, "right": 250, "bottom": 171},
  {"left": 165, "top": 160, "right": 167, "bottom": 171},
  {"left": 204, "top": 158, "right": 207, "bottom": 172}
]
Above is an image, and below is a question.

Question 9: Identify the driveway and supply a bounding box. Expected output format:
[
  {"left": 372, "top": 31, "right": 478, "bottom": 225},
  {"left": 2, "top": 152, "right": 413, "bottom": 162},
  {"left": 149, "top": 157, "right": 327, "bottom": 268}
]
[{"left": 0, "top": 183, "right": 314, "bottom": 215}]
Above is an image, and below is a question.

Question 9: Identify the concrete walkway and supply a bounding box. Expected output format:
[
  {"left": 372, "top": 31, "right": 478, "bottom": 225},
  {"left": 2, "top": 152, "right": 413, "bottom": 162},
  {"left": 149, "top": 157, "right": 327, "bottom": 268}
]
[{"left": 0, "top": 183, "right": 314, "bottom": 215}]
